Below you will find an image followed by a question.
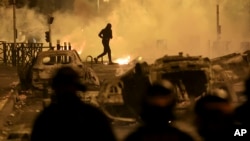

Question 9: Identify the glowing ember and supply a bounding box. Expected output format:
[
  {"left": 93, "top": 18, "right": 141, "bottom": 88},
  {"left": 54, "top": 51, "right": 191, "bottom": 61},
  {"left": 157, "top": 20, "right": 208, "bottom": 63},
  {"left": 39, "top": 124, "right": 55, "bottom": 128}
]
[{"left": 114, "top": 56, "right": 131, "bottom": 65}]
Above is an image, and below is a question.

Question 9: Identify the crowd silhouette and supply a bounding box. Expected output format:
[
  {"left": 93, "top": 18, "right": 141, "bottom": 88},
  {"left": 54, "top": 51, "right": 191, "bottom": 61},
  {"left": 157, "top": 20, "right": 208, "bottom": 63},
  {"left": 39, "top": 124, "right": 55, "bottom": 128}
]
[
  {"left": 30, "top": 66, "right": 250, "bottom": 141},
  {"left": 30, "top": 66, "right": 116, "bottom": 141},
  {"left": 125, "top": 80, "right": 194, "bottom": 141}
]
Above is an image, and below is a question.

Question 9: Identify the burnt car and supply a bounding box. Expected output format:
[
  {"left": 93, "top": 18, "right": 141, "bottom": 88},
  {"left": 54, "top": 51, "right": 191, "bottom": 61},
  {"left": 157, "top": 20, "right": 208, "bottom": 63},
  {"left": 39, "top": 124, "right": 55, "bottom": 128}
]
[
  {"left": 96, "top": 78, "right": 137, "bottom": 123},
  {"left": 210, "top": 52, "right": 250, "bottom": 102},
  {"left": 149, "top": 52, "right": 211, "bottom": 104},
  {"left": 211, "top": 52, "right": 249, "bottom": 82},
  {"left": 31, "top": 49, "right": 100, "bottom": 91}
]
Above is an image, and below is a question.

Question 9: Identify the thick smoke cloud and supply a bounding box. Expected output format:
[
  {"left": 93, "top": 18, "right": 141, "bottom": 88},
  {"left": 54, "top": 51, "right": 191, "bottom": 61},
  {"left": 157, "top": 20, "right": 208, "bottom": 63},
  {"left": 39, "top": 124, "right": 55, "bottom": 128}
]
[
  {"left": 0, "top": 5, "right": 47, "bottom": 43},
  {"left": 1, "top": 0, "right": 250, "bottom": 63}
]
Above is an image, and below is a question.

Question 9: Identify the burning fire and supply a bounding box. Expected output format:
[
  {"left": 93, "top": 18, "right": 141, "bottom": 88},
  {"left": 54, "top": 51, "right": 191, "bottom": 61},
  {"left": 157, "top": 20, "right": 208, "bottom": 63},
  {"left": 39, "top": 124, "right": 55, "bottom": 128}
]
[{"left": 114, "top": 56, "right": 131, "bottom": 65}]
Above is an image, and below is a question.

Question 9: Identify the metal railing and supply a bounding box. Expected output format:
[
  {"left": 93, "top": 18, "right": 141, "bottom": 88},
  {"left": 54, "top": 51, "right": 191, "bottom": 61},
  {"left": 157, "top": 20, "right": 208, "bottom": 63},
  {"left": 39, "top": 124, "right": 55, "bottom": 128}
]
[{"left": 0, "top": 42, "right": 46, "bottom": 66}]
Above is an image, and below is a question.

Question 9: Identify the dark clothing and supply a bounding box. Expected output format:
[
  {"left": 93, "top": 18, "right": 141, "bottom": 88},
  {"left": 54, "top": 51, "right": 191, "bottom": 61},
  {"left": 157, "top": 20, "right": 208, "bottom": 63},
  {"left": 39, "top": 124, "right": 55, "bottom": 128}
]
[
  {"left": 233, "top": 77, "right": 250, "bottom": 141},
  {"left": 125, "top": 82, "right": 194, "bottom": 141},
  {"left": 120, "top": 63, "right": 151, "bottom": 116},
  {"left": 99, "top": 28, "right": 112, "bottom": 40},
  {"left": 232, "top": 76, "right": 250, "bottom": 141},
  {"left": 31, "top": 95, "right": 116, "bottom": 141},
  {"left": 125, "top": 125, "right": 194, "bottom": 141},
  {"left": 194, "top": 95, "right": 239, "bottom": 141},
  {"left": 97, "top": 25, "right": 113, "bottom": 63},
  {"left": 121, "top": 72, "right": 150, "bottom": 116},
  {"left": 235, "top": 102, "right": 250, "bottom": 128},
  {"left": 97, "top": 39, "right": 112, "bottom": 62},
  {"left": 233, "top": 102, "right": 250, "bottom": 141}
]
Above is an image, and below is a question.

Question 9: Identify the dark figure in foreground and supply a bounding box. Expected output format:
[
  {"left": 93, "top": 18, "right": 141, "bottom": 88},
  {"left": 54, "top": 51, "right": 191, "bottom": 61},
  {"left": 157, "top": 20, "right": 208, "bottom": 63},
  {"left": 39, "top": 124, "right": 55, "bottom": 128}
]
[
  {"left": 125, "top": 80, "right": 194, "bottom": 141},
  {"left": 121, "top": 62, "right": 151, "bottom": 116},
  {"left": 94, "top": 23, "right": 113, "bottom": 64},
  {"left": 234, "top": 76, "right": 250, "bottom": 140},
  {"left": 30, "top": 67, "right": 117, "bottom": 141},
  {"left": 194, "top": 94, "right": 236, "bottom": 141}
]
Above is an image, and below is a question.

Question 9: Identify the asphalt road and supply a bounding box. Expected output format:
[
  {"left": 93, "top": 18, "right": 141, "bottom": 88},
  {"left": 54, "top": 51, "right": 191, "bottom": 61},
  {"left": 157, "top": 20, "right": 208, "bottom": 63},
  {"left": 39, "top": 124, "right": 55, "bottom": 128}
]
[
  {"left": 1, "top": 96, "right": 138, "bottom": 141},
  {"left": 0, "top": 65, "right": 18, "bottom": 97},
  {"left": 0, "top": 65, "right": 19, "bottom": 140},
  {"left": 0, "top": 63, "right": 246, "bottom": 141},
  {"left": 0, "top": 64, "right": 137, "bottom": 141},
  {"left": 0, "top": 65, "right": 18, "bottom": 115}
]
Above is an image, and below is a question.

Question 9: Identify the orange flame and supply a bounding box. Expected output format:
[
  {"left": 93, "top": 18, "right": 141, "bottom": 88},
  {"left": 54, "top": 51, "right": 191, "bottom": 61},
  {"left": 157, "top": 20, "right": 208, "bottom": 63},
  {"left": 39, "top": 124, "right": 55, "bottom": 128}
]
[{"left": 114, "top": 56, "right": 131, "bottom": 65}]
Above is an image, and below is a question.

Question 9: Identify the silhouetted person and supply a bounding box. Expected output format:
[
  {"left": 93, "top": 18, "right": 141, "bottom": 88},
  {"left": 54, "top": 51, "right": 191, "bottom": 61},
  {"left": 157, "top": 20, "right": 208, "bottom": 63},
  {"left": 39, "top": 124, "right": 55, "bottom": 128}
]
[
  {"left": 234, "top": 77, "right": 250, "bottom": 140},
  {"left": 30, "top": 66, "right": 117, "bottom": 141},
  {"left": 125, "top": 80, "right": 194, "bottom": 141},
  {"left": 94, "top": 23, "right": 113, "bottom": 64},
  {"left": 194, "top": 94, "right": 236, "bottom": 141}
]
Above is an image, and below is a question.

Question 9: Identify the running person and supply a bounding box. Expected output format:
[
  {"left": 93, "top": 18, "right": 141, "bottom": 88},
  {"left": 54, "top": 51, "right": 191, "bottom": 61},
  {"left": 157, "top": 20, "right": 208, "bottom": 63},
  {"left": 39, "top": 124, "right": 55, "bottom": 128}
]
[{"left": 94, "top": 23, "right": 113, "bottom": 64}]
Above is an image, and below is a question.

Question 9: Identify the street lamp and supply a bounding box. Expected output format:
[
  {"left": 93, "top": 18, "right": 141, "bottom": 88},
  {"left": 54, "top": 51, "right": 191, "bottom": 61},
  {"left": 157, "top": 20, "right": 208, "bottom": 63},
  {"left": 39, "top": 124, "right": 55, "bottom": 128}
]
[
  {"left": 12, "top": 0, "right": 17, "bottom": 48},
  {"left": 216, "top": 4, "right": 221, "bottom": 41},
  {"left": 97, "top": 0, "right": 100, "bottom": 13},
  {"left": 47, "top": 16, "right": 54, "bottom": 49}
]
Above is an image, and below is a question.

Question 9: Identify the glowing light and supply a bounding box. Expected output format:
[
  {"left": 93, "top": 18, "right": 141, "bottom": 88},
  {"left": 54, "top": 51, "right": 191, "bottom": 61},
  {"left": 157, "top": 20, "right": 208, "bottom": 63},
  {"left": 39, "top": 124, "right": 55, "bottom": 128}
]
[
  {"left": 75, "top": 48, "right": 83, "bottom": 55},
  {"left": 59, "top": 39, "right": 85, "bottom": 55},
  {"left": 114, "top": 56, "right": 131, "bottom": 65}
]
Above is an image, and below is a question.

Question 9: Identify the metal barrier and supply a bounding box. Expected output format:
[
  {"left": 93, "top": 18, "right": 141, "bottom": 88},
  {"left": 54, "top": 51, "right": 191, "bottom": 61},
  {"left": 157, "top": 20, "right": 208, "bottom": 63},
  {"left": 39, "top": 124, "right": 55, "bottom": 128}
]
[
  {"left": 85, "top": 55, "right": 104, "bottom": 67},
  {"left": 0, "top": 41, "right": 4, "bottom": 64},
  {"left": 86, "top": 55, "right": 93, "bottom": 68},
  {"left": 0, "top": 42, "right": 46, "bottom": 66}
]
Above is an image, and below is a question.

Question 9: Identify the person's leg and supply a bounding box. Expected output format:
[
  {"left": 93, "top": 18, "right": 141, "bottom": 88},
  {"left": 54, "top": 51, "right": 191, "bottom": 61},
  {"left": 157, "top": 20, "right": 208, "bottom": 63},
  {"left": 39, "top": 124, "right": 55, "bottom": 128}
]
[
  {"left": 107, "top": 47, "right": 112, "bottom": 63},
  {"left": 94, "top": 40, "right": 108, "bottom": 63},
  {"left": 97, "top": 49, "right": 107, "bottom": 58},
  {"left": 102, "top": 40, "right": 112, "bottom": 64},
  {"left": 95, "top": 51, "right": 106, "bottom": 63}
]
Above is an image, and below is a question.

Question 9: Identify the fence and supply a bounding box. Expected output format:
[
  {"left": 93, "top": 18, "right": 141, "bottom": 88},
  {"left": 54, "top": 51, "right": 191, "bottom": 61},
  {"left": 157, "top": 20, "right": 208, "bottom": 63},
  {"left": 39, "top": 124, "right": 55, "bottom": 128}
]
[
  {"left": 0, "top": 41, "right": 4, "bottom": 64},
  {"left": 0, "top": 42, "right": 45, "bottom": 66}
]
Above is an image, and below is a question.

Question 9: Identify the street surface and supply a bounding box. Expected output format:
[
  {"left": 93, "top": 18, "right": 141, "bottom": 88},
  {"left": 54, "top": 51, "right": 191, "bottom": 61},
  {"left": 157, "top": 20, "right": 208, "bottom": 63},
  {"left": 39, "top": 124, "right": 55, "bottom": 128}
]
[
  {"left": 0, "top": 63, "right": 245, "bottom": 141},
  {"left": 0, "top": 65, "right": 18, "bottom": 124},
  {"left": 0, "top": 64, "right": 137, "bottom": 141}
]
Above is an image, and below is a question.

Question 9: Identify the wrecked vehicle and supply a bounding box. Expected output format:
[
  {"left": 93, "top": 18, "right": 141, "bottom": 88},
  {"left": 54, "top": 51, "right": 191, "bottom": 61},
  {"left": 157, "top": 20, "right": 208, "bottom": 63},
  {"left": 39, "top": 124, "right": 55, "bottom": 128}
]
[
  {"left": 91, "top": 58, "right": 146, "bottom": 123},
  {"left": 17, "top": 49, "right": 100, "bottom": 97},
  {"left": 31, "top": 49, "right": 100, "bottom": 90},
  {"left": 149, "top": 52, "right": 211, "bottom": 106},
  {"left": 96, "top": 78, "right": 137, "bottom": 122},
  {"left": 211, "top": 52, "right": 250, "bottom": 82},
  {"left": 210, "top": 51, "right": 250, "bottom": 102},
  {"left": 91, "top": 59, "right": 151, "bottom": 121},
  {"left": 98, "top": 53, "right": 211, "bottom": 117},
  {"left": 82, "top": 58, "right": 149, "bottom": 123},
  {"left": 118, "top": 61, "right": 151, "bottom": 116}
]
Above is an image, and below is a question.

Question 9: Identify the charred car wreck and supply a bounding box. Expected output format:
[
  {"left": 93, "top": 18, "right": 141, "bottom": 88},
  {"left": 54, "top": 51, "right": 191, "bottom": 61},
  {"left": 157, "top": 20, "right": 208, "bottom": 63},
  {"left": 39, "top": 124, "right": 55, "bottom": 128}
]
[
  {"left": 149, "top": 52, "right": 211, "bottom": 106},
  {"left": 210, "top": 51, "right": 250, "bottom": 102},
  {"left": 106, "top": 53, "right": 211, "bottom": 119},
  {"left": 31, "top": 49, "right": 100, "bottom": 90},
  {"left": 17, "top": 48, "right": 100, "bottom": 97},
  {"left": 211, "top": 51, "right": 250, "bottom": 82},
  {"left": 107, "top": 53, "right": 212, "bottom": 120}
]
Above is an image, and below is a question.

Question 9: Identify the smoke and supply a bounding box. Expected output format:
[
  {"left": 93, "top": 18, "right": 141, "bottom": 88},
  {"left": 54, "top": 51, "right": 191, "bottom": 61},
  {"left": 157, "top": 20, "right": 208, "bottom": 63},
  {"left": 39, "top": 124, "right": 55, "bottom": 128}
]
[
  {"left": 50, "top": 0, "right": 250, "bottom": 61},
  {"left": 1, "top": 0, "right": 250, "bottom": 63},
  {"left": 0, "top": 5, "right": 47, "bottom": 42}
]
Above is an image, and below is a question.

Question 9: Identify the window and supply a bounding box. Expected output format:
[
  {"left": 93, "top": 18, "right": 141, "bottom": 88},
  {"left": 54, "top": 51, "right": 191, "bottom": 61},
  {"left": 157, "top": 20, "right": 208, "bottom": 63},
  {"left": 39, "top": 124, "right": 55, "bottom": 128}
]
[{"left": 42, "top": 55, "right": 72, "bottom": 65}]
